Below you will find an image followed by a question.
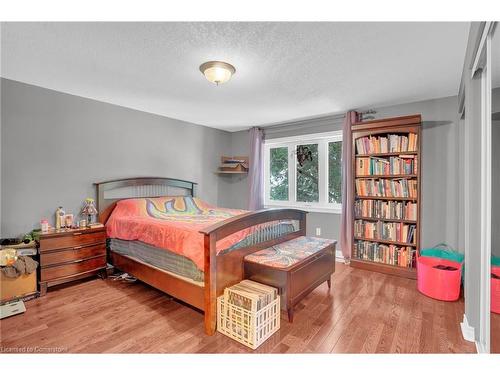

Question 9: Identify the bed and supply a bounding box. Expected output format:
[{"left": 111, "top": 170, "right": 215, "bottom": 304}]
[{"left": 95, "top": 177, "right": 307, "bottom": 335}]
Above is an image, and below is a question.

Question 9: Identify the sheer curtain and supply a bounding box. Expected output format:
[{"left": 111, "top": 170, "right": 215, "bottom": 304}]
[
  {"left": 340, "top": 111, "right": 360, "bottom": 261},
  {"left": 248, "top": 127, "right": 264, "bottom": 210}
]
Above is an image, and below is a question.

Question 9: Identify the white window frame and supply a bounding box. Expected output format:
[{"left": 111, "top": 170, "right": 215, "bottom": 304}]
[{"left": 263, "top": 130, "right": 343, "bottom": 214}]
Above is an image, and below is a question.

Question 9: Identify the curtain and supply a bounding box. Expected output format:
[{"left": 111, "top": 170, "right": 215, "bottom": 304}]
[
  {"left": 340, "top": 111, "right": 360, "bottom": 261},
  {"left": 248, "top": 127, "right": 264, "bottom": 210}
]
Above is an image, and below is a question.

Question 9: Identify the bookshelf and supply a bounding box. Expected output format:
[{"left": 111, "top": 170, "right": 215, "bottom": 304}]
[{"left": 350, "top": 114, "right": 422, "bottom": 279}]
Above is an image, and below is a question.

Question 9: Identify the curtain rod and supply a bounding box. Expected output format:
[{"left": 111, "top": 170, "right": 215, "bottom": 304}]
[{"left": 251, "top": 109, "right": 376, "bottom": 132}]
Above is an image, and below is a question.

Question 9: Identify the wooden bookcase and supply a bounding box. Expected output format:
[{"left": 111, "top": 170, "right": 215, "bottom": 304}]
[{"left": 350, "top": 114, "right": 422, "bottom": 279}]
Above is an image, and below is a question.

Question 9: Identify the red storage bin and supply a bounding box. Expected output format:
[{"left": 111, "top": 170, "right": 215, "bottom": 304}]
[
  {"left": 417, "top": 256, "right": 462, "bottom": 301},
  {"left": 492, "top": 266, "right": 500, "bottom": 314}
]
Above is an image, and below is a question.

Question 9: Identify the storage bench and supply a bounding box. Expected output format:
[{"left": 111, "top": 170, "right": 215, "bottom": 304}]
[{"left": 244, "top": 236, "right": 336, "bottom": 322}]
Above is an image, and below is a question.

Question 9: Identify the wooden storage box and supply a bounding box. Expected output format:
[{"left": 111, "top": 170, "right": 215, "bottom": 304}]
[
  {"left": 0, "top": 272, "right": 37, "bottom": 303},
  {"left": 217, "top": 294, "right": 280, "bottom": 350}
]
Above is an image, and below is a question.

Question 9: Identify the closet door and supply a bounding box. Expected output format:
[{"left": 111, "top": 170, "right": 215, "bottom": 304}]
[
  {"left": 490, "top": 24, "right": 500, "bottom": 354},
  {"left": 461, "top": 21, "right": 496, "bottom": 354}
]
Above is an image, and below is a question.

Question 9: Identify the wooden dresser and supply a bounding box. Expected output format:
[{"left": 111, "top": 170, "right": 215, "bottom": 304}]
[{"left": 37, "top": 227, "right": 107, "bottom": 295}]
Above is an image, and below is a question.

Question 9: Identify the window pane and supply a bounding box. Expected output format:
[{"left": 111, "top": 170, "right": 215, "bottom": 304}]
[
  {"left": 296, "top": 143, "right": 319, "bottom": 202},
  {"left": 269, "top": 147, "right": 289, "bottom": 201},
  {"left": 328, "top": 141, "right": 342, "bottom": 203}
]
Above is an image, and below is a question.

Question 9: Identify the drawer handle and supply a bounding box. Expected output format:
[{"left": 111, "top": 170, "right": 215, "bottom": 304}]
[
  {"left": 73, "top": 246, "right": 83, "bottom": 250},
  {"left": 73, "top": 232, "right": 83, "bottom": 236}
]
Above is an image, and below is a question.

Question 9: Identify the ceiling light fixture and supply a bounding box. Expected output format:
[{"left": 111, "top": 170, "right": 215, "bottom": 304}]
[{"left": 199, "top": 61, "right": 236, "bottom": 85}]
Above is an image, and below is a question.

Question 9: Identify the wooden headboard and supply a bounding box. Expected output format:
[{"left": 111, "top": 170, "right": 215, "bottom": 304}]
[{"left": 94, "top": 177, "right": 197, "bottom": 224}]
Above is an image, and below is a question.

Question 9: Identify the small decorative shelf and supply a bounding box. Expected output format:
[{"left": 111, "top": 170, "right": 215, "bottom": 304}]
[
  {"left": 216, "top": 171, "right": 248, "bottom": 175},
  {"left": 216, "top": 156, "right": 249, "bottom": 175}
]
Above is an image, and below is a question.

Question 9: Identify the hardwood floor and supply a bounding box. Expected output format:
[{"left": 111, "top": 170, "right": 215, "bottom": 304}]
[
  {"left": 492, "top": 312, "right": 500, "bottom": 353},
  {"left": 0, "top": 262, "right": 475, "bottom": 353}
]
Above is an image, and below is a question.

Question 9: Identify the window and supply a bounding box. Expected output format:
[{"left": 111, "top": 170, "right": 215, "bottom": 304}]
[
  {"left": 264, "top": 131, "right": 342, "bottom": 212},
  {"left": 328, "top": 140, "right": 342, "bottom": 203},
  {"left": 269, "top": 147, "right": 289, "bottom": 201}
]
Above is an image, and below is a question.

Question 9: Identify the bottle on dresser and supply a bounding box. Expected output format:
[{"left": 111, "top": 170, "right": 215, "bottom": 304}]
[{"left": 55, "top": 206, "right": 65, "bottom": 230}]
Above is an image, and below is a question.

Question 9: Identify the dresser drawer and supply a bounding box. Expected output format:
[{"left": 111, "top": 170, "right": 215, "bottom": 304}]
[
  {"left": 39, "top": 230, "right": 106, "bottom": 252},
  {"left": 40, "top": 244, "right": 106, "bottom": 267},
  {"left": 41, "top": 256, "right": 106, "bottom": 281}
]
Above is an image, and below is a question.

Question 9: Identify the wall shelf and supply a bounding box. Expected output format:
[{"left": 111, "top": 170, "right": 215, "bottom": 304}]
[
  {"left": 216, "top": 155, "right": 249, "bottom": 175},
  {"left": 216, "top": 171, "right": 248, "bottom": 175}
]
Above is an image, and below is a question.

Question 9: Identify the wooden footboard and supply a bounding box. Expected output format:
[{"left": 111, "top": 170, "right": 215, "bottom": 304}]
[{"left": 200, "top": 208, "right": 307, "bottom": 335}]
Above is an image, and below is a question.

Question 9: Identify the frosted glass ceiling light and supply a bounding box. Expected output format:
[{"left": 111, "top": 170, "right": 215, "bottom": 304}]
[{"left": 199, "top": 61, "right": 236, "bottom": 85}]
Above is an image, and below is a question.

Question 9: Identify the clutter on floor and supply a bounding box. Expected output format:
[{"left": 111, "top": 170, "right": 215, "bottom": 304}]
[
  {"left": 0, "top": 236, "right": 39, "bottom": 303},
  {"left": 0, "top": 300, "right": 26, "bottom": 319},
  {"left": 109, "top": 272, "right": 137, "bottom": 282}
]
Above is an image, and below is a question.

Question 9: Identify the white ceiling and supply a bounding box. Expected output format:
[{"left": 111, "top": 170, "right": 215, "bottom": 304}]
[{"left": 1, "top": 22, "right": 469, "bottom": 131}]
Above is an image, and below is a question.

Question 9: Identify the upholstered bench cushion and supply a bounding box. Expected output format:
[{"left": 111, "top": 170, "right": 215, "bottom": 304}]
[{"left": 244, "top": 236, "right": 335, "bottom": 269}]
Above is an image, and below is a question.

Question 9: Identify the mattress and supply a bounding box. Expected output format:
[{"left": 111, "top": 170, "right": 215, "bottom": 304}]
[
  {"left": 109, "top": 238, "right": 205, "bottom": 283},
  {"left": 109, "top": 218, "right": 297, "bottom": 283},
  {"left": 106, "top": 196, "right": 297, "bottom": 271}
]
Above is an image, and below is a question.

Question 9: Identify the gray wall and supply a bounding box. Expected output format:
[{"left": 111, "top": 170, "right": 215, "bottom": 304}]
[
  {"left": 1, "top": 79, "right": 231, "bottom": 237},
  {"left": 0, "top": 78, "right": 469, "bottom": 255},
  {"left": 217, "top": 130, "right": 250, "bottom": 210},
  {"left": 222, "top": 95, "right": 462, "bottom": 253}
]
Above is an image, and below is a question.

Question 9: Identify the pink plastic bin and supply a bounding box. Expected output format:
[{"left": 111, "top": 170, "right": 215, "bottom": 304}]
[
  {"left": 417, "top": 256, "right": 462, "bottom": 301},
  {"left": 492, "top": 266, "right": 500, "bottom": 314}
]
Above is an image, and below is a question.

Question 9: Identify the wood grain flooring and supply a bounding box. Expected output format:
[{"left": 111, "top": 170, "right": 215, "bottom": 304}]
[
  {"left": 0, "top": 262, "right": 476, "bottom": 353},
  {"left": 492, "top": 312, "right": 500, "bottom": 353}
]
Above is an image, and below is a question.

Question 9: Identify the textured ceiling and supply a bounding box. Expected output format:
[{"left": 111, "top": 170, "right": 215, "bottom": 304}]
[{"left": 1, "top": 22, "right": 469, "bottom": 131}]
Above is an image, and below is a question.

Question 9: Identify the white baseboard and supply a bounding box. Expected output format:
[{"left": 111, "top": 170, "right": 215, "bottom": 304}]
[
  {"left": 335, "top": 250, "right": 346, "bottom": 263},
  {"left": 460, "top": 314, "right": 476, "bottom": 343}
]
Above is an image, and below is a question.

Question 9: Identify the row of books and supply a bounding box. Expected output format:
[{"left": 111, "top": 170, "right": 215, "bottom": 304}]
[
  {"left": 354, "top": 220, "right": 417, "bottom": 244},
  {"left": 224, "top": 279, "right": 278, "bottom": 312},
  {"left": 354, "top": 199, "right": 417, "bottom": 221},
  {"left": 353, "top": 240, "right": 416, "bottom": 268},
  {"left": 356, "top": 133, "right": 418, "bottom": 155},
  {"left": 355, "top": 178, "right": 418, "bottom": 198},
  {"left": 356, "top": 155, "right": 418, "bottom": 176}
]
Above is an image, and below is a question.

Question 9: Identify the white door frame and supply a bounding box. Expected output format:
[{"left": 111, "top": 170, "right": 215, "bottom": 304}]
[
  {"left": 479, "top": 33, "right": 491, "bottom": 354},
  {"left": 469, "top": 22, "right": 494, "bottom": 354}
]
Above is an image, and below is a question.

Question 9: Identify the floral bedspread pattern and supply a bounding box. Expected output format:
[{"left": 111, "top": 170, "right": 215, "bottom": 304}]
[{"left": 244, "top": 236, "right": 335, "bottom": 269}]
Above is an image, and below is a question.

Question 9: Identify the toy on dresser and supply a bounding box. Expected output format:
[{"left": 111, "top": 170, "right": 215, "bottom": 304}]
[{"left": 41, "top": 198, "right": 103, "bottom": 234}]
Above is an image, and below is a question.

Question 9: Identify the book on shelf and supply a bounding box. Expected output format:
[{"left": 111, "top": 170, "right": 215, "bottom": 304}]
[
  {"left": 224, "top": 158, "right": 247, "bottom": 164},
  {"left": 355, "top": 178, "right": 418, "bottom": 198},
  {"left": 354, "top": 220, "right": 417, "bottom": 244},
  {"left": 355, "top": 133, "right": 418, "bottom": 155},
  {"left": 354, "top": 199, "right": 417, "bottom": 221},
  {"left": 353, "top": 240, "right": 416, "bottom": 268},
  {"left": 356, "top": 156, "right": 418, "bottom": 176}
]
